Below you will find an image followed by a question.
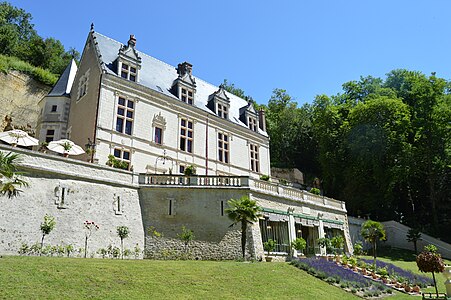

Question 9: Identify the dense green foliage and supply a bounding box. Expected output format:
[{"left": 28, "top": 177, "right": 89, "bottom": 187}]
[
  {"left": 262, "top": 71, "right": 451, "bottom": 242},
  {"left": 0, "top": 2, "right": 79, "bottom": 77},
  {"left": 0, "top": 54, "right": 58, "bottom": 84},
  {"left": 0, "top": 257, "right": 359, "bottom": 300}
]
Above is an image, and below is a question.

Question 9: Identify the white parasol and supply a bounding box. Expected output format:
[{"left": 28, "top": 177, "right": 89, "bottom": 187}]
[
  {"left": 0, "top": 129, "right": 39, "bottom": 147},
  {"left": 47, "top": 139, "right": 85, "bottom": 157}
]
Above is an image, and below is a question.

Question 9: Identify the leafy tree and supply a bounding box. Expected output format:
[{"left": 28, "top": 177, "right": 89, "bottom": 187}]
[
  {"left": 266, "top": 89, "right": 304, "bottom": 168},
  {"left": 116, "top": 226, "right": 130, "bottom": 260},
  {"left": 360, "top": 220, "right": 386, "bottom": 266},
  {"left": 406, "top": 228, "right": 422, "bottom": 254},
  {"left": 177, "top": 226, "right": 194, "bottom": 253},
  {"left": 0, "top": 152, "right": 28, "bottom": 198},
  {"left": 0, "top": 2, "right": 79, "bottom": 75},
  {"left": 0, "top": 1, "right": 36, "bottom": 57},
  {"left": 40, "top": 214, "right": 55, "bottom": 255},
  {"left": 416, "top": 245, "right": 445, "bottom": 297},
  {"left": 225, "top": 196, "right": 262, "bottom": 260}
]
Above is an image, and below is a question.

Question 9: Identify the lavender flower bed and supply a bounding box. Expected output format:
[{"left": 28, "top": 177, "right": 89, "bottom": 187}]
[
  {"left": 361, "top": 259, "right": 433, "bottom": 287},
  {"left": 292, "top": 257, "right": 387, "bottom": 292}
]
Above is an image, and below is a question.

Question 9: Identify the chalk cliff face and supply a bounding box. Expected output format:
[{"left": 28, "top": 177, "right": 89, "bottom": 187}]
[{"left": 0, "top": 70, "right": 51, "bottom": 133}]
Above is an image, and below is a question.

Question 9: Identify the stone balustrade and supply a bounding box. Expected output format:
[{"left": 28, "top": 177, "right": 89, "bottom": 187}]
[{"left": 139, "top": 174, "right": 345, "bottom": 212}]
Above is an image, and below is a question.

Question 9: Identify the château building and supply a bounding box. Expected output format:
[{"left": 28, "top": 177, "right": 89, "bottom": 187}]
[{"left": 0, "top": 27, "right": 353, "bottom": 260}]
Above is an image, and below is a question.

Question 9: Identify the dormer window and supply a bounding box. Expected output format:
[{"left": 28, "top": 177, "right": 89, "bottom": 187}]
[
  {"left": 181, "top": 88, "right": 194, "bottom": 105},
  {"left": 121, "top": 63, "right": 137, "bottom": 82},
  {"left": 240, "top": 102, "right": 259, "bottom": 132},
  {"left": 172, "top": 62, "right": 196, "bottom": 105},
  {"left": 208, "top": 85, "right": 230, "bottom": 120},
  {"left": 248, "top": 116, "right": 257, "bottom": 132},
  {"left": 218, "top": 104, "right": 228, "bottom": 119},
  {"left": 116, "top": 34, "right": 141, "bottom": 83}
]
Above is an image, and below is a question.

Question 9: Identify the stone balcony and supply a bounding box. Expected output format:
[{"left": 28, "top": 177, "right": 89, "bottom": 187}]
[{"left": 139, "top": 174, "right": 346, "bottom": 213}]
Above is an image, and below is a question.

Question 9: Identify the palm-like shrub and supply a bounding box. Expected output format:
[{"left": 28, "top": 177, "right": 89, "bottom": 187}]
[
  {"left": 225, "top": 196, "right": 262, "bottom": 260},
  {"left": 0, "top": 152, "right": 28, "bottom": 198},
  {"left": 360, "top": 220, "right": 386, "bottom": 266},
  {"left": 406, "top": 228, "right": 422, "bottom": 254}
]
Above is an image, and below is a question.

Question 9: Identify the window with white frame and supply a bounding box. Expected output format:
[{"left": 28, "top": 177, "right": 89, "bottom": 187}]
[
  {"left": 217, "top": 103, "right": 228, "bottom": 119},
  {"left": 218, "top": 132, "right": 229, "bottom": 163},
  {"left": 116, "top": 97, "right": 134, "bottom": 135},
  {"left": 180, "top": 118, "right": 193, "bottom": 153},
  {"left": 181, "top": 88, "right": 194, "bottom": 105},
  {"left": 113, "top": 148, "right": 131, "bottom": 169},
  {"left": 250, "top": 143, "right": 259, "bottom": 172},
  {"left": 120, "top": 63, "right": 137, "bottom": 82},
  {"left": 248, "top": 116, "right": 257, "bottom": 132},
  {"left": 77, "top": 70, "right": 89, "bottom": 100}
]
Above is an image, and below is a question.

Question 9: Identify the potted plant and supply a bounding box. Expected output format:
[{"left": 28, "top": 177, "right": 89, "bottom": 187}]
[
  {"left": 38, "top": 141, "right": 48, "bottom": 153},
  {"left": 331, "top": 235, "right": 344, "bottom": 257},
  {"left": 317, "top": 237, "right": 331, "bottom": 257},
  {"left": 291, "top": 237, "right": 306, "bottom": 257},
  {"left": 62, "top": 141, "right": 72, "bottom": 157},
  {"left": 348, "top": 256, "right": 358, "bottom": 271},
  {"left": 263, "top": 239, "right": 276, "bottom": 262},
  {"left": 184, "top": 165, "right": 196, "bottom": 176},
  {"left": 378, "top": 267, "right": 389, "bottom": 283},
  {"left": 259, "top": 175, "right": 270, "bottom": 181}
]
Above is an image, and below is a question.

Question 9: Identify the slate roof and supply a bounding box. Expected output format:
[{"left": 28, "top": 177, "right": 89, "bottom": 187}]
[
  {"left": 48, "top": 59, "right": 78, "bottom": 96},
  {"left": 92, "top": 32, "right": 267, "bottom": 136}
]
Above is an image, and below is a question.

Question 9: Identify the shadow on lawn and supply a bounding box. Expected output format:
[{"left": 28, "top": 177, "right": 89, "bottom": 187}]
[{"left": 376, "top": 247, "right": 417, "bottom": 262}]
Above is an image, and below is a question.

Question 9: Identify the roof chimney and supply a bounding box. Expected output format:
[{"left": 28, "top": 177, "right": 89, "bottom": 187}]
[
  {"left": 177, "top": 61, "right": 193, "bottom": 77},
  {"left": 128, "top": 35, "right": 137, "bottom": 48},
  {"left": 258, "top": 108, "right": 266, "bottom": 132}
]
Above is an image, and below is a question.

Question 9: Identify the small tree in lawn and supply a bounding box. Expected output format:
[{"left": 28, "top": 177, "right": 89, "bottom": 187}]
[
  {"left": 416, "top": 244, "right": 445, "bottom": 298},
  {"left": 177, "top": 226, "right": 194, "bottom": 254},
  {"left": 225, "top": 195, "right": 262, "bottom": 260},
  {"left": 406, "top": 228, "right": 422, "bottom": 254},
  {"left": 83, "top": 220, "right": 99, "bottom": 258},
  {"left": 40, "top": 214, "right": 55, "bottom": 255},
  {"left": 117, "top": 226, "right": 130, "bottom": 259},
  {"left": 360, "top": 220, "right": 386, "bottom": 266}
]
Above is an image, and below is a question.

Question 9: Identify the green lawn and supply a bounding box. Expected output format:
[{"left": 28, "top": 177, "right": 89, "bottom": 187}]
[
  {"left": 0, "top": 256, "right": 358, "bottom": 300},
  {"left": 362, "top": 250, "right": 451, "bottom": 300}
]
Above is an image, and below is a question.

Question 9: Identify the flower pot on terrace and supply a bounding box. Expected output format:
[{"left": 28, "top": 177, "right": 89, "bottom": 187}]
[{"left": 265, "top": 256, "right": 273, "bottom": 262}]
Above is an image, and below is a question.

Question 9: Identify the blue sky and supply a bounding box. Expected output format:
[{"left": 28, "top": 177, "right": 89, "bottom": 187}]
[{"left": 9, "top": 1, "right": 451, "bottom": 105}]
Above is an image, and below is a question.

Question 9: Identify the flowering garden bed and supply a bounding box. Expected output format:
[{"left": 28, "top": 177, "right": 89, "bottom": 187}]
[
  {"left": 291, "top": 258, "right": 392, "bottom": 298},
  {"left": 291, "top": 257, "right": 434, "bottom": 298}
]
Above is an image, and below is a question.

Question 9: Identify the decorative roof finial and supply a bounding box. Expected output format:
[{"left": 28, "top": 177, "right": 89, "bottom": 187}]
[
  {"left": 90, "top": 23, "right": 94, "bottom": 32},
  {"left": 128, "top": 34, "right": 137, "bottom": 47}
]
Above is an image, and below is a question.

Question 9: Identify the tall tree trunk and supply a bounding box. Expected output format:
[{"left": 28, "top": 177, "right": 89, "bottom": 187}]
[
  {"left": 373, "top": 240, "right": 377, "bottom": 267},
  {"left": 121, "top": 238, "right": 124, "bottom": 260},
  {"left": 40, "top": 234, "right": 45, "bottom": 256},
  {"left": 241, "top": 221, "right": 247, "bottom": 260},
  {"left": 432, "top": 271, "right": 438, "bottom": 298},
  {"left": 84, "top": 236, "right": 88, "bottom": 258}
]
